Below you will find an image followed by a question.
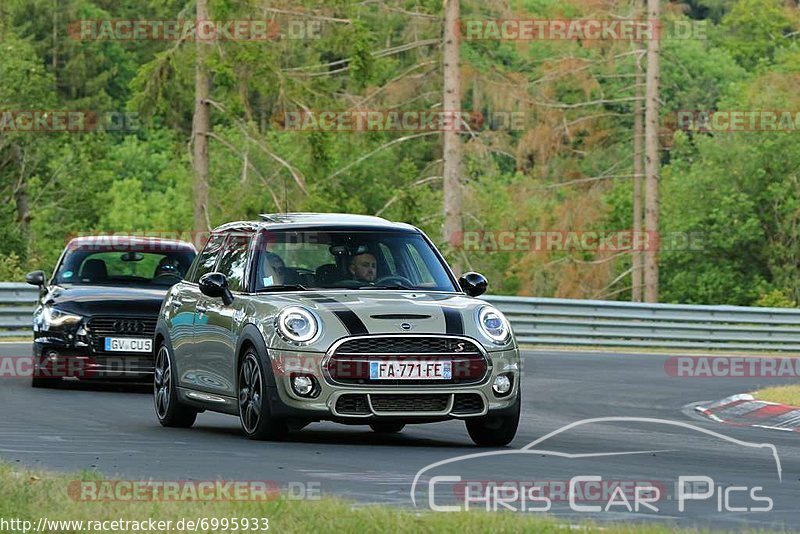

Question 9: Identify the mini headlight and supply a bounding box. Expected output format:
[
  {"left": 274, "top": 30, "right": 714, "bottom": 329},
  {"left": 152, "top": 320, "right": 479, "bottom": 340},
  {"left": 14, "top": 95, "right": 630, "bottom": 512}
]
[
  {"left": 42, "top": 306, "right": 82, "bottom": 328},
  {"left": 477, "top": 306, "right": 510, "bottom": 344},
  {"left": 276, "top": 306, "right": 320, "bottom": 343}
]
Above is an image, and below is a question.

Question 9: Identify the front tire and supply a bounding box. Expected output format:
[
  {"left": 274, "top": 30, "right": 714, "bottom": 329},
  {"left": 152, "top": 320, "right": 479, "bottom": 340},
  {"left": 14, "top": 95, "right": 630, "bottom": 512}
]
[
  {"left": 238, "top": 349, "right": 288, "bottom": 441},
  {"left": 31, "top": 376, "right": 60, "bottom": 388},
  {"left": 466, "top": 396, "right": 520, "bottom": 447},
  {"left": 369, "top": 422, "right": 405, "bottom": 434},
  {"left": 31, "top": 353, "right": 61, "bottom": 388},
  {"left": 154, "top": 343, "right": 197, "bottom": 428}
]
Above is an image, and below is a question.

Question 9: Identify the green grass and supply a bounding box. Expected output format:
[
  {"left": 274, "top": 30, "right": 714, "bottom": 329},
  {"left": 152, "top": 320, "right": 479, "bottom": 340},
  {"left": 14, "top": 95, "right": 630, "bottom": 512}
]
[
  {"left": 0, "top": 463, "right": 716, "bottom": 533},
  {"left": 753, "top": 385, "right": 800, "bottom": 407}
]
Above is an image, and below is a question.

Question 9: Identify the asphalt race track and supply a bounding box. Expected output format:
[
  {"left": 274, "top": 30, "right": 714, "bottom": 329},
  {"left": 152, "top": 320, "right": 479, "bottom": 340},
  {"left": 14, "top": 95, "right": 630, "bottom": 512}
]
[{"left": 2, "top": 342, "right": 799, "bottom": 530}]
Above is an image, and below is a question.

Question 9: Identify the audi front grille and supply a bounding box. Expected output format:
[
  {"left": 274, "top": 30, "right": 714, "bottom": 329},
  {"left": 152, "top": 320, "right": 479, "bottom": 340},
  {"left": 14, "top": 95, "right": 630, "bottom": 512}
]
[{"left": 86, "top": 317, "right": 157, "bottom": 354}]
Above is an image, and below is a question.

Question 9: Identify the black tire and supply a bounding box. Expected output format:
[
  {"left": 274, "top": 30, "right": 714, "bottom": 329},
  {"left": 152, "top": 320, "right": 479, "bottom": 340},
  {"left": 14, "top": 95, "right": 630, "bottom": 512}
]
[
  {"left": 369, "top": 422, "right": 405, "bottom": 434},
  {"left": 154, "top": 343, "right": 197, "bottom": 428},
  {"left": 466, "top": 396, "right": 520, "bottom": 447},
  {"left": 238, "top": 349, "right": 288, "bottom": 441},
  {"left": 31, "top": 376, "right": 60, "bottom": 388}
]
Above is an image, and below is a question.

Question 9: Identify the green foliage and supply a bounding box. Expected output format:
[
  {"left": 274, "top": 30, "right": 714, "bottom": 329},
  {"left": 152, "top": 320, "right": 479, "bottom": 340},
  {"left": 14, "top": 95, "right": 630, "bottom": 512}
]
[
  {"left": 754, "top": 289, "right": 797, "bottom": 309},
  {"left": 719, "top": 0, "right": 797, "bottom": 69},
  {"left": 0, "top": 252, "right": 27, "bottom": 281}
]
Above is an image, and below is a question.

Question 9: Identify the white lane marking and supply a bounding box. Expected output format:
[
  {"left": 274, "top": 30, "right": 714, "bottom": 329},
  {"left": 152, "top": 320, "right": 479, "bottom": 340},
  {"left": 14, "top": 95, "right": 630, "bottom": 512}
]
[{"left": 0, "top": 448, "right": 141, "bottom": 454}]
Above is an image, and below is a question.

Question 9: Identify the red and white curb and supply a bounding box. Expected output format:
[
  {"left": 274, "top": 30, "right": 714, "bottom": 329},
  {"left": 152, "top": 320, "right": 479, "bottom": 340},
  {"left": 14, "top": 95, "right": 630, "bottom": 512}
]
[{"left": 695, "top": 394, "right": 800, "bottom": 432}]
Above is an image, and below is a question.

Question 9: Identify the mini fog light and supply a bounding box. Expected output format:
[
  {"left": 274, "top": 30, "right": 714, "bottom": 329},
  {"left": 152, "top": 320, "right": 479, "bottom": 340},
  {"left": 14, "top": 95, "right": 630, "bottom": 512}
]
[
  {"left": 492, "top": 374, "right": 512, "bottom": 396},
  {"left": 291, "top": 374, "right": 317, "bottom": 397},
  {"left": 46, "top": 351, "right": 59, "bottom": 363}
]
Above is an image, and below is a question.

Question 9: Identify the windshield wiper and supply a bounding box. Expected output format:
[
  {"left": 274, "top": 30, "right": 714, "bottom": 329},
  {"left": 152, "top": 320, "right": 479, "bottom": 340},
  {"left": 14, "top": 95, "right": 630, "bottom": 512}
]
[
  {"left": 359, "top": 284, "right": 414, "bottom": 290},
  {"left": 255, "top": 284, "right": 309, "bottom": 292}
]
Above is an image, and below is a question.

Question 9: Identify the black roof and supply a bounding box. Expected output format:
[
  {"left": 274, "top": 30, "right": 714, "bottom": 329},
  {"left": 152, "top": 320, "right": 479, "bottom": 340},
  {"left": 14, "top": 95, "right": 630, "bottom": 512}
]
[{"left": 213, "top": 213, "right": 418, "bottom": 233}]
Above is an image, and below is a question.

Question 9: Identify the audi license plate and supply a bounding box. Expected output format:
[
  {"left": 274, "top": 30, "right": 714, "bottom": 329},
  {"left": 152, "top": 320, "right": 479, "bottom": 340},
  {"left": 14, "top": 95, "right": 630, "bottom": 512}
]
[
  {"left": 104, "top": 337, "right": 152, "bottom": 353},
  {"left": 370, "top": 360, "right": 452, "bottom": 380}
]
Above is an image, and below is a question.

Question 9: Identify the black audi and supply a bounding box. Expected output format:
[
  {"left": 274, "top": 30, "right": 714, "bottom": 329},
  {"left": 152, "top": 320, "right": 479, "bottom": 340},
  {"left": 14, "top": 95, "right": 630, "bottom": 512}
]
[{"left": 25, "top": 236, "right": 196, "bottom": 387}]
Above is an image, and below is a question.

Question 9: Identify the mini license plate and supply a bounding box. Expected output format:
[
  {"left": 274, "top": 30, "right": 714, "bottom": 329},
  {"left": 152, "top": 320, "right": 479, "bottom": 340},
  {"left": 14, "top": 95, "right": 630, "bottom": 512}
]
[
  {"left": 369, "top": 360, "right": 452, "bottom": 380},
  {"left": 104, "top": 337, "right": 152, "bottom": 353}
]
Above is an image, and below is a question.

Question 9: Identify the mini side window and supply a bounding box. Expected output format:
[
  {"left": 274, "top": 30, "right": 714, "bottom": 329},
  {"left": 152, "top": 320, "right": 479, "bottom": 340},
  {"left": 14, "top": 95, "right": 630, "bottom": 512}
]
[
  {"left": 189, "top": 233, "right": 227, "bottom": 283},
  {"left": 216, "top": 233, "right": 252, "bottom": 292}
]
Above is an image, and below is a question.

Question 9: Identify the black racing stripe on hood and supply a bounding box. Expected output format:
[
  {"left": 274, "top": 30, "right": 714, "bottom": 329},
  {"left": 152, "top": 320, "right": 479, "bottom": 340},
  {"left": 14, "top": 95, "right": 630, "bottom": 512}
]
[
  {"left": 305, "top": 294, "right": 369, "bottom": 335},
  {"left": 442, "top": 307, "right": 464, "bottom": 335}
]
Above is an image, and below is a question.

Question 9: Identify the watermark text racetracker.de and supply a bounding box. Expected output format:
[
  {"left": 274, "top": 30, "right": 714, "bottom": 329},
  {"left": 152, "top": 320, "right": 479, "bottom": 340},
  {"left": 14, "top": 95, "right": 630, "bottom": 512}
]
[
  {"left": 68, "top": 479, "right": 320, "bottom": 501},
  {"left": 1, "top": 355, "right": 145, "bottom": 379},
  {"left": 69, "top": 17, "right": 325, "bottom": 41},
  {"left": 411, "top": 417, "right": 783, "bottom": 516},
  {"left": 666, "top": 356, "right": 800, "bottom": 378},
  {"left": 273, "top": 110, "right": 526, "bottom": 132},
  {"left": 457, "top": 19, "right": 707, "bottom": 41},
  {"left": 449, "top": 230, "right": 706, "bottom": 253},
  {"left": 674, "top": 110, "right": 800, "bottom": 132},
  {"left": 0, "top": 111, "right": 140, "bottom": 133}
]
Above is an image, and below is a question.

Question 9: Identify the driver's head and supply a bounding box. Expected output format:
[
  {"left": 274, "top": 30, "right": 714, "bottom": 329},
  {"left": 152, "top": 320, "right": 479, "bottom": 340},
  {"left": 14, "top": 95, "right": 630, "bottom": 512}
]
[
  {"left": 349, "top": 252, "right": 377, "bottom": 282},
  {"left": 154, "top": 257, "right": 180, "bottom": 277}
]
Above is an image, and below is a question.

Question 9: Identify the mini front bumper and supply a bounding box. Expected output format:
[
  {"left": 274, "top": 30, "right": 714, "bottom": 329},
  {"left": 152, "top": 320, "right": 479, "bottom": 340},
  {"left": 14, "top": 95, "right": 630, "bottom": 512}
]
[{"left": 264, "top": 347, "right": 521, "bottom": 423}]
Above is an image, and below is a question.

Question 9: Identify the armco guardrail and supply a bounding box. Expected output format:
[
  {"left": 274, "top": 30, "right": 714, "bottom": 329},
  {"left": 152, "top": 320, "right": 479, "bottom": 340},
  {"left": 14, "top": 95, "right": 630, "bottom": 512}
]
[
  {"left": 1, "top": 283, "right": 799, "bottom": 350},
  {"left": 0, "top": 282, "right": 38, "bottom": 337},
  {"left": 484, "top": 295, "right": 800, "bottom": 351}
]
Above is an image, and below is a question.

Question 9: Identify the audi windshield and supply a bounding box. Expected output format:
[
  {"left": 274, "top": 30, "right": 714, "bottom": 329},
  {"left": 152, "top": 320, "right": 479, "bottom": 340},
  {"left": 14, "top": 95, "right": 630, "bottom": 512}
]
[{"left": 53, "top": 244, "right": 195, "bottom": 287}]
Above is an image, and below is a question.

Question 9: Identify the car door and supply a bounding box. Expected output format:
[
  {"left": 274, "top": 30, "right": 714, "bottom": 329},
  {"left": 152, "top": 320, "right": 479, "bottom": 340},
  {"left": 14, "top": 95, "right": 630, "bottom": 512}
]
[
  {"left": 193, "top": 231, "right": 252, "bottom": 397},
  {"left": 177, "top": 233, "right": 227, "bottom": 390},
  {"left": 168, "top": 281, "right": 200, "bottom": 387}
]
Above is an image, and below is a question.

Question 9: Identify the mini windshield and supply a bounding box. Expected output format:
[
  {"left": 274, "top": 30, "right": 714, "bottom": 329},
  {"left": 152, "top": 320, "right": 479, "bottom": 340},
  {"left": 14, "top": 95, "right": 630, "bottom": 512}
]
[
  {"left": 54, "top": 244, "right": 196, "bottom": 287},
  {"left": 253, "top": 230, "right": 456, "bottom": 292}
]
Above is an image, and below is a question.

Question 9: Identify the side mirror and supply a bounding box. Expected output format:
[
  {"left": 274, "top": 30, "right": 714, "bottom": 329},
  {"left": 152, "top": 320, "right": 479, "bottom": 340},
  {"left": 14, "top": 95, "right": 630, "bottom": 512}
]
[
  {"left": 199, "top": 272, "right": 234, "bottom": 305},
  {"left": 26, "top": 270, "right": 46, "bottom": 287},
  {"left": 459, "top": 272, "right": 488, "bottom": 297}
]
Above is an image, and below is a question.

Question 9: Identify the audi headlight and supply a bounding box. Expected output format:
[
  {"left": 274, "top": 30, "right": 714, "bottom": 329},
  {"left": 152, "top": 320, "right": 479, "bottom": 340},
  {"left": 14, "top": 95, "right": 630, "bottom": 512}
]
[
  {"left": 477, "top": 306, "right": 511, "bottom": 344},
  {"left": 276, "top": 306, "right": 320, "bottom": 343},
  {"left": 42, "top": 306, "right": 82, "bottom": 328}
]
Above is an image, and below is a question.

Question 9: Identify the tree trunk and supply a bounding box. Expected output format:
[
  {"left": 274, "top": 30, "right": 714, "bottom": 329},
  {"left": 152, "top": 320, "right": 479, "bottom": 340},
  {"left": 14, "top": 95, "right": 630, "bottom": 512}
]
[
  {"left": 13, "top": 144, "right": 30, "bottom": 236},
  {"left": 442, "top": 0, "right": 463, "bottom": 275},
  {"left": 51, "top": 0, "right": 57, "bottom": 88},
  {"left": 192, "top": 0, "right": 211, "bottom": 236},
  {"left": 631, "top": 7, "right": 645, "bottom": 302},
  {"left": 643, "top": 0, "right": 661, "bottom": 302}
]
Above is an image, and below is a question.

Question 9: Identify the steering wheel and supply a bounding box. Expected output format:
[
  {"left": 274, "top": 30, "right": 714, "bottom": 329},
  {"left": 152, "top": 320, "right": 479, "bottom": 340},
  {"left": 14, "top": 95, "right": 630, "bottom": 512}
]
[
  {"left": 374, "top": 275, "right": 414, "bottom": 287},
  {"left": 154, "top": 272, "right": 182, "bottom": 283}
]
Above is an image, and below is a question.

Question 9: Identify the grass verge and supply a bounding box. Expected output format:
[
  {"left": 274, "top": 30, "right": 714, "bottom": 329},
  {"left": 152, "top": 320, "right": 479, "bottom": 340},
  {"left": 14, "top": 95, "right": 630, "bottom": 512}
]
[
  {"left": 753, "top": 385, "right": 800, "bottom": 407},
  {"left": 0, "top": 462, "right": 709, "bottom": 534}
]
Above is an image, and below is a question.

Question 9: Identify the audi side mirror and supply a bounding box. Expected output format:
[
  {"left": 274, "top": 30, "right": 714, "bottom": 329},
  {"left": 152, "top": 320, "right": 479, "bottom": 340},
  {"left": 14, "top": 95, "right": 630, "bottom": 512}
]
[
  {"left": 459, "top": 272, "right": 488, "bottom": 297},
  {"left": 199, "top": 272, "right": 234, "bottom": 305},
  {"left": 26, "top": 270, "right": 46, "bottom": 287}
]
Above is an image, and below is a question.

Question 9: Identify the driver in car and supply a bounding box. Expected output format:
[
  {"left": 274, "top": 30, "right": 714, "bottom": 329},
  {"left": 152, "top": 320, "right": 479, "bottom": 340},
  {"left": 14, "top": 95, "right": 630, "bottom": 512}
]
[
  {"left": 154, "top": 257, "right": 182, "bottom": 279},
  {"left": 349, "top": 252, "right": 377, "bottom": 283}
]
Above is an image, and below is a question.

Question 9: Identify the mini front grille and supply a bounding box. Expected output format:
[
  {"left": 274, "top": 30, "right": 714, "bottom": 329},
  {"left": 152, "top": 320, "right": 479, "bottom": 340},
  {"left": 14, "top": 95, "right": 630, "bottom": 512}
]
[
  {"left": 370, "top": 394, "right": 450, "bottom": 412},
  {"left": 452, "top": 393, "right": 484, "bottom": 415},
  {"left": 335, "top": 394, "right": 370, "bottom": 415},
  {"left": 335, "top": 337, "right": 475, "bottom": 354},
  {"left": 325, "top": 336, "right": 489, "bottom": 387}
]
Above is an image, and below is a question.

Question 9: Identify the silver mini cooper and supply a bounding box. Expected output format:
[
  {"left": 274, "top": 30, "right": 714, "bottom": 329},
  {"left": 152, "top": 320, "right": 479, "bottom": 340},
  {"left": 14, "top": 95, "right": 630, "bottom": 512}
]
[{"left": 153, "top": 213, "right": 520, "bottom": 446}]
